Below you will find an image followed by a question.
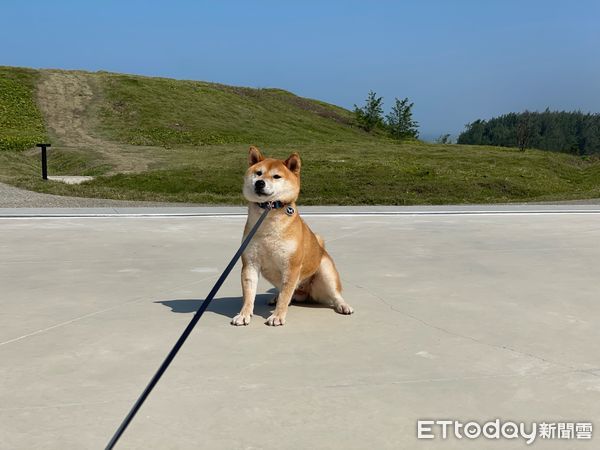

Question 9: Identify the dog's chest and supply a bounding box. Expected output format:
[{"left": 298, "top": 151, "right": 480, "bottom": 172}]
[{"left": 244, "top": 223, "right": 297, "bottom": 282}]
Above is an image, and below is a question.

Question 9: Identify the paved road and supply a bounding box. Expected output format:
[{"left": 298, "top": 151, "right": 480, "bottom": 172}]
[{"left": 1, "top": 207, "right": 599, "bottom": 449}]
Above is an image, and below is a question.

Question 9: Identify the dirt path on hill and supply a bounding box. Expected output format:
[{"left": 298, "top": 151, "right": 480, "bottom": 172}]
[{"left": 35, "top": 71, "right": 150, "bottom": 173}]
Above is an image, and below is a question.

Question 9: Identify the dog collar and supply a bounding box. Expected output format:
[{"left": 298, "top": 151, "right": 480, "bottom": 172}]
[
  {"left": 257, "top": 200, "right": 285, "bottom": 210},
  {"left": 256, "top": 201, "right": 295, "bottom": 216}
]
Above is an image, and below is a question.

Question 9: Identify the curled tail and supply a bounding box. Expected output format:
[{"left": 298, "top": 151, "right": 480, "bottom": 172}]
[{"left": 315, "top": 234, "right": 325, "bottom": 249}]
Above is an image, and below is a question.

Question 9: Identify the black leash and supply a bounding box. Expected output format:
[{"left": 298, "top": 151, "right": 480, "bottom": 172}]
[{"left": 106, "top": 205, "right": 272, "bottom": 449}]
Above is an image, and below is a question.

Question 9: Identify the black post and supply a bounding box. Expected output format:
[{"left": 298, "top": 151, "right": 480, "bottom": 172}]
[{"left": 36, "top": 144, "right": 51, "bottom": 180}]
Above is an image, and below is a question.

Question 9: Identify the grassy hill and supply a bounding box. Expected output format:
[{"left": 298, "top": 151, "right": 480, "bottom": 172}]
[
  {"left": 0, "top": 67, "right": 47, "bottom": 151},
  {"left": 97, "top": 73, "right": 366, "bottom": 146},
  {"left": 1, "top": 65, "right": 599, "bottom": 204}
]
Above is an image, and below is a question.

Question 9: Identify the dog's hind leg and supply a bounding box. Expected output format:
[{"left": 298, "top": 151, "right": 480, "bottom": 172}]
[{"left": 309, "top": 252, "right": 354, "bottom": 315}]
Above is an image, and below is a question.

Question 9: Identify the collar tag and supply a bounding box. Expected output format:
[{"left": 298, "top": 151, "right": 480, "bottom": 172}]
[{"left": 285, "top": 205, "right": 295, "bottom": 216}]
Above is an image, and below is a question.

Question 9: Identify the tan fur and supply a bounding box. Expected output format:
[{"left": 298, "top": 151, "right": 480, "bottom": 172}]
[{"left": 231, "top": 146, "right": 354, "bottom": 326}]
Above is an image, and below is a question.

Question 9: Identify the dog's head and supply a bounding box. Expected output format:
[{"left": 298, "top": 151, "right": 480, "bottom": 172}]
[{"left": 243, "top": 146, "right": 301, "bottom": 204}]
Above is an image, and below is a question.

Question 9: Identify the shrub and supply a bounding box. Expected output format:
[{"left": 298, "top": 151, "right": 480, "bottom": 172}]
[{"left": 353, "top": 91, "right": 384, "bottom": 132}]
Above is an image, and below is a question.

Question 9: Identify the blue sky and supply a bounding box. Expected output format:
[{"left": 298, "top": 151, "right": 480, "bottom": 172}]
[{"left": 2, "top": 0, "right": 599, "bottom": 139}]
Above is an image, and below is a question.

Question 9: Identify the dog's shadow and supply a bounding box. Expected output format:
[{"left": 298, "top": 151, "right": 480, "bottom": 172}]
[
  {"left": 155, "top": 293, "right": 272, "bottom": 320},
  {"left": 156, "top": 288, "right": 330, "bottom": 320}
]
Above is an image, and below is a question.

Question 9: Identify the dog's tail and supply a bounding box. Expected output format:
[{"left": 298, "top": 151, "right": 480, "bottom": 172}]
[{"left": 315, "top": 234, "right": 325, "bottom": 248}]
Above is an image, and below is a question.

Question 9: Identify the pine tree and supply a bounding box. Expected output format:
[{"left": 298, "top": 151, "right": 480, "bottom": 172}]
[
  {"left": 353, "top": 91, "right": 384, "bottom": 132},
  {"left": 516, "top": 110, "right": 532, "bottom": 151},
  {"left": 385, "top": 97, "right": 419, "bottom": 140}
]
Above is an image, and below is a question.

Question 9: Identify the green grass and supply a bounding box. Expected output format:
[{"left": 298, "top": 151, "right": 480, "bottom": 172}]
[
  {"left": 89, "top": 143, "right": 600, "bottom": 205},
  {"left": 0, "top": 66, "right": 599, "bottom": 205},
  {"left": 95, "top": 72, "right": 372, "bottom": 147},
  {"left": 0, "top": 66, "right": 47, "bottom": 151},
  {"left": 2, "top": 141, "right": 599, "bottom": 205}
]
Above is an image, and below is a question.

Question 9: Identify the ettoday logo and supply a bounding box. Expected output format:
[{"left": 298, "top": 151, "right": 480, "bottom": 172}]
[{"left": 417, "top": 419, "right": 593, "bottom": 444}]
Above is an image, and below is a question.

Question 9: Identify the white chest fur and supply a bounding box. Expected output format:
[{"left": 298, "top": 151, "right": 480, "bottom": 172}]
[{"left": 243, "top": 207, "right": 298, "bottom": 287}]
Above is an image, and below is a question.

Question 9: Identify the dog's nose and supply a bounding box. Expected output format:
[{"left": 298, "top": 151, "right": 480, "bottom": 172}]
[{"left": 255, "top": 180, "right": 265, "bottom": 190}]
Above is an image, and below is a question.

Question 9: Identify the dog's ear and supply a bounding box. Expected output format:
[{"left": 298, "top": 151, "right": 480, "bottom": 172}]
[
  {"left": 284, "top": 152, "right": 301, "bottom": 175},
  {"left": 248, "top": 146, "right": 264, "bottom": 166}
]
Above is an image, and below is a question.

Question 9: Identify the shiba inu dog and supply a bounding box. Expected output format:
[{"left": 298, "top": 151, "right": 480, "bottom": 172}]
[{"left": 232, "top": 146, "right": 354, "bottom": 326}]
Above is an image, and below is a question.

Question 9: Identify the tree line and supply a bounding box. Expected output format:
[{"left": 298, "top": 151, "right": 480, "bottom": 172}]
[
  {"left": 353, "top": 91, "right": 419, "bottom": 140},
  {"left": 457, "top": 109, "right": 600, "bottom": 155}
]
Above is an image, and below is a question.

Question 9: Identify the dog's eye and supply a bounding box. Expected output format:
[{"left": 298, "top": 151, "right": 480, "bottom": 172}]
[
  {"left": 273, "top": 174, "right": 281, "bottom": 179},
  {"left": 256, "top": 171, "right": 262, "bottom": 176}
]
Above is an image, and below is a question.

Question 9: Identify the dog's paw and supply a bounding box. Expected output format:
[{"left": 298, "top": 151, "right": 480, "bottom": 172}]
[
  {"left": 335, "top": 302, "right": 354, "bottom": 315},
  {"left": 231, "top": 313, "right": 252, "bottom": 326},
  {"left": 265, "top": 314, "right": 286, "bottom": 326}
]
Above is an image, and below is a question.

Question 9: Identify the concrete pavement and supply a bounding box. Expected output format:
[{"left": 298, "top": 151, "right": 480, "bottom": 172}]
[
  {"left": 1, "top": 206, "right": 599, "bottom": 449},
  {"left": 2, "top": 203, "right": 600, "bottom": 217}
]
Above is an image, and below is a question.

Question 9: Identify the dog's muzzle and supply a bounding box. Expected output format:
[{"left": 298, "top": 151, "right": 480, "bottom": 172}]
[{"left": 254, "top": 179, "right": 266, "bottom": 195}]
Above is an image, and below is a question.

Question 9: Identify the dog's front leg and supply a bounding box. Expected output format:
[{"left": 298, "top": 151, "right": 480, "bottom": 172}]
[
  {"left": 232, "top": 262, "right": 259, "bottom": 326},
  {"left": 266, "top": 270, "right": 300, "bottom": 326}
]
